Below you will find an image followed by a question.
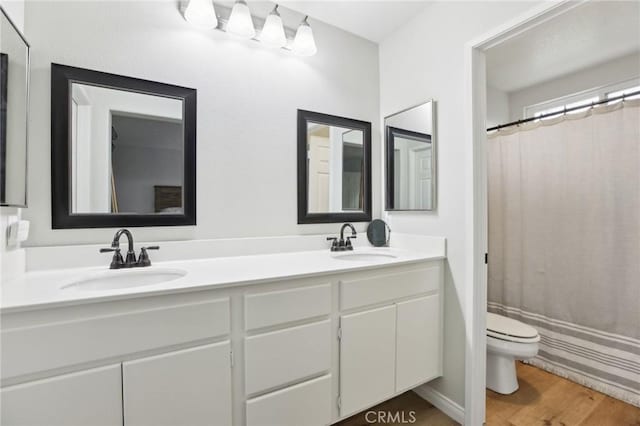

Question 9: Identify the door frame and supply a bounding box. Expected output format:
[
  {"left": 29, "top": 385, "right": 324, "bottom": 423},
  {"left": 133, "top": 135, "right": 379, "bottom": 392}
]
[{"left": 463, "top": 1, "right": 586, "bottom": 424}]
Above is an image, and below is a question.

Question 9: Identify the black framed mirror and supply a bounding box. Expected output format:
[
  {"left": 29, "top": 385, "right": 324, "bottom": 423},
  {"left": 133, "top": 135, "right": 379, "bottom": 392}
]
[
  {"left": 51, "top": 64, "right": 196, "bottom": 228},
  {"left": 297, "top": 110, "right": 372, "bottom": 224}
]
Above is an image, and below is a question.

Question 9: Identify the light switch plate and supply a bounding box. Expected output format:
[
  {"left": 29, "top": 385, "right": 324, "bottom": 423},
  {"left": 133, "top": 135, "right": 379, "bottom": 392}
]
[{"left": 7, "top": 220, "right": 29, "bottom": 245}]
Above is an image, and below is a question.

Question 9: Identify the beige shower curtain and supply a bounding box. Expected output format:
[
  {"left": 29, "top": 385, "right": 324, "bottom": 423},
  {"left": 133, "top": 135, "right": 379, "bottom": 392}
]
[{"left": 487, "top": 99, "right": 640, "bottom": 407}]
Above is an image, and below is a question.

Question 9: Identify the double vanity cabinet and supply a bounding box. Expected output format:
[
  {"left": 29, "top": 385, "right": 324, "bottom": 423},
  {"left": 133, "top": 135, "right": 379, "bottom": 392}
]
[{"left": 1, "top": 256, "right": 443, "bottom": 426}]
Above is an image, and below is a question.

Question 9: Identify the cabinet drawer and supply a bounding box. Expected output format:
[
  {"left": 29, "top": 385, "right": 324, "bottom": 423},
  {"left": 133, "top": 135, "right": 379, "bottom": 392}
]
[
  {"left": 245, "top": 320, "right": 331, "bottom": 395},
  {"left": 1, "top": 297, "right": 230, "bottom": 380},
  {"left": 1, "top": 364, "right": 122, "bottom": 426},
  {"left": 245, "top": 284, "right": 331, "bottom": 330},
  {"left": 246, "top": 375, "right": 332, "bottom": 426},
  {"left": 340, "top": 264, "right": 441, "bottom": 310}
]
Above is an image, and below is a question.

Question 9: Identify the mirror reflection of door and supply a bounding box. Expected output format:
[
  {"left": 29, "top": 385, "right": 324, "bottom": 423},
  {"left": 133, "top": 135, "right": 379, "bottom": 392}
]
[
  {"left": 395, "top": 136, "right": 432, "bottom": 210},
  {"left": 341, "top": 130, "right": 364, "bottom": 211},
  {"left": 413, "top": 146, "right": 432, "bottom": 208},
  {"left": 307, "top": 123, "right": 364, "bottom": 214},
  {"left": 387, "top": 128, "right": 433, "bottom": 210},
  {"left": 307, "top": 124, "right": 330, "bottom": 213},
  {"left": 70, "top": 85, "right": 92, "bottom": 213}
]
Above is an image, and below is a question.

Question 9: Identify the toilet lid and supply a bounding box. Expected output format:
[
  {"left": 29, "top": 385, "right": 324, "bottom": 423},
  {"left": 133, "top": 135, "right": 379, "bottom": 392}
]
[{"left": 487, "top": 313, "right": 539, "bottom": 341}]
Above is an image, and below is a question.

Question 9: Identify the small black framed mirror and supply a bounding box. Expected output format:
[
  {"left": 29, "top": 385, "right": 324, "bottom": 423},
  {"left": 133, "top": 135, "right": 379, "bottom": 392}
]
[
  {"left": 51, "top": 64, "right": 196, "bottom": 228},
  {"left": 297, "top": 110, "right": 372, "bottom": 224}
]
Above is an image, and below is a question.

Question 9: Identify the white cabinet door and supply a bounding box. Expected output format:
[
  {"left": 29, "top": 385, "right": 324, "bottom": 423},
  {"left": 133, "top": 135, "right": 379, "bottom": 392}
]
[
  {"left": 123, "top": 342, "right": 232, "bottom": 426},
  {"left": 339, "top": 305, "right": 396, "bottom": 417},
  {"left": 0, "top": 364, "right": 122, "bottom": 426},
  {"left": 246, "top": 375, "right": 332, "bottom": 426},
  {"left": 396, "top": 294, "right": 441, "bottom": 392}
]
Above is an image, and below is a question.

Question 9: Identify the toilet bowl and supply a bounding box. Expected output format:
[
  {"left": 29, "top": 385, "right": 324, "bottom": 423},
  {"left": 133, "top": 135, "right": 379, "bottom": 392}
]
[{"left": 486, "top": 312, "right": 540, "bottom": 394}]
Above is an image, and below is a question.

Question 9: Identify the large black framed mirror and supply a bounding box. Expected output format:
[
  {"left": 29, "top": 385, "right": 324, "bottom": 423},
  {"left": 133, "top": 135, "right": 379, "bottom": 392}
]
[
  {"left": 51, "top": 64, "right": 196, "bottom": 228},
  {"left": 297, "top": 110, "right": 372, "bottom": 224}
]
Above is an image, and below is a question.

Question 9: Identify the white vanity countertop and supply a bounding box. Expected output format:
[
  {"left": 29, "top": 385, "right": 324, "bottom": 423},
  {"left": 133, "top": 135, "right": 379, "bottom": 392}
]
[{"left": 1, "top": 248, "right": 445, "bottom": 313}]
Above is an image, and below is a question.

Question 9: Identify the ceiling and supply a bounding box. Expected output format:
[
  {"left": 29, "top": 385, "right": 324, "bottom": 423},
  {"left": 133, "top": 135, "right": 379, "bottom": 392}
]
[
  {"left": 280, "top": 1, "right": 429, "bottom": 42},
  {"left": 486, "top": 1, "right": 640, "bottom": 93}
]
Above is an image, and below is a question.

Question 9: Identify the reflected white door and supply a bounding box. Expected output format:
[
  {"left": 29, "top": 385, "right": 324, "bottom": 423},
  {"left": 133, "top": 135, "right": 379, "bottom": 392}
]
[
  {"left": 308, "top": 135, "right": 330, "bottom": 212},
  {"left": 412, "top": 147, "right": 432, "bottom": 209}
]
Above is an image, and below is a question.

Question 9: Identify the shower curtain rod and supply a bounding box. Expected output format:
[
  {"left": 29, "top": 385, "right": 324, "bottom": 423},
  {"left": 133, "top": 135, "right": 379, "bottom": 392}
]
[{"left": 487, "top": 89, "right": 640, "bottom": 132}]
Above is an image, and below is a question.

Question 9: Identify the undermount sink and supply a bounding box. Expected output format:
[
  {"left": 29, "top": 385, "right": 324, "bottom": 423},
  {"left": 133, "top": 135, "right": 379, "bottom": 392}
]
[
  {"left": 62, "top": 268, "right": 187, "bottom": 292},
  {"left": 332, "top": 251, "right": 398, "bottom": 261}
]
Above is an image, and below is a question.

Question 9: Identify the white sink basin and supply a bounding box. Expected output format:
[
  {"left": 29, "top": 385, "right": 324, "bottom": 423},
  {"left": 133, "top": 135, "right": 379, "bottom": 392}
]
[
  {"left": 332, "top": 252, "right": 398, "bottom": 262},
  {"left": 62, "top": 268, "right": 187, "bottom": 292}
]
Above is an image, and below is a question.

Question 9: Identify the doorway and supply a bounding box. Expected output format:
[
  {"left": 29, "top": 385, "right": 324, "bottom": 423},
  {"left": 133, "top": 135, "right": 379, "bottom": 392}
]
[{"left": 464, "top": 1, "right": 640, "bottom": 424}]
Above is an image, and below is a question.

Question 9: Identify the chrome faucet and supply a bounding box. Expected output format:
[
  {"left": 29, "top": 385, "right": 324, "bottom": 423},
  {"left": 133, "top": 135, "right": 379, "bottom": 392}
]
[
  {"left": 327, "top": 223, "right": 357, "bottom": 252},
  {"left": 100, "top": 229, "right": 159, "bottom": 269}
]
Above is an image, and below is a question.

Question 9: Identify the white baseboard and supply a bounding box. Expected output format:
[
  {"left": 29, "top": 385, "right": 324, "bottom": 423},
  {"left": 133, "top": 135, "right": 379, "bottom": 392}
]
[{"left": 413, "top": 384, "right": 465, "bottom": 425}]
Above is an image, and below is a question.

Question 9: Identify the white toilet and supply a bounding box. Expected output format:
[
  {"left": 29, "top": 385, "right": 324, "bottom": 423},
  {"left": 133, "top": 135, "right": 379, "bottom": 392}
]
[{"left": 486, "top": 312, "right": 540, "bottom": 394}]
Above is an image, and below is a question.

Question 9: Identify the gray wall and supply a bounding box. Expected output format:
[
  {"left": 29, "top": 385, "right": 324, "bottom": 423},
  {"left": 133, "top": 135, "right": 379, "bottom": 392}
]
[
  {"left": 111, "top": 116, "right": 183, "bottom": 214},
  {"left": 487, "top": 52, "right": 640, "bottom": 125}
]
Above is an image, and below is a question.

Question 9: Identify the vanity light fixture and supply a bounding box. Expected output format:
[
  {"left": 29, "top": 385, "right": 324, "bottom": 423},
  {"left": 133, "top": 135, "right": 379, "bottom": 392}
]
[
  {"left": 292, "top": 16, "right": 317, "bottom": 57},
  {"left": 184, "top": 0, "right": 218, "bottom": 30},
  {"left": 226, "top": 0, "right": 256, "bottom": 39},
  {"left": 181, "top": 1, "right": 317, "bottom": 56},
  {"left": 259, "top": 5, "right": 286, "bottom": 49}
]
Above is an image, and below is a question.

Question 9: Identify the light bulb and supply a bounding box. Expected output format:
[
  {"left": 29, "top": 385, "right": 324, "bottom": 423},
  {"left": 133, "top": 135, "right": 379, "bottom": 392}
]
[
  {"left": 227, "top": 0, "right": 256, "bottom": 39},
  {"left": 260, "top": 6, "right": 286, "bottom": 49},
  {"left": 184, "top": 0, "right": 218, "bottom": 30},
  {"left": 292, "top": 16, "right": 317, "bottom": 57}
]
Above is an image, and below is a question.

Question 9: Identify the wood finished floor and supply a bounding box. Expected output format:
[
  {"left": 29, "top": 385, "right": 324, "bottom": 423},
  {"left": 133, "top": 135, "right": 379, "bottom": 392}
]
[
  {"left": 335, "top": 391, "right": 457, "bottom": 426},
  {"left": 335, "top": 362, "right": 640, "bottom": 425},
  {"left": 486, "top": 362, "right": 640, "bottom": 426}
]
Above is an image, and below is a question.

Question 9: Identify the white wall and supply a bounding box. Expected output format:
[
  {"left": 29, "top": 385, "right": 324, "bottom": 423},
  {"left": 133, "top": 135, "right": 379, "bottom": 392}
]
[
  {"left": 386, "top": 101, "right": 433, "bottom": 135},
  {"left": 23, "top": 0, "right": 380, "bottom": 247},
  {"left": 0, "top": 0, "right": 25, "bottom": 283},
  {"left": 379, "top": 1, "right": 539, "bottom": 407},
  {"left": 486, "top": 84, "right": 510, "bottom": 129},
  {"left": 0, "top": 0, "right": 22, "bottom": 30},
  {"left": 508, "top": 51, "right": 640, "bottom": 120}
]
